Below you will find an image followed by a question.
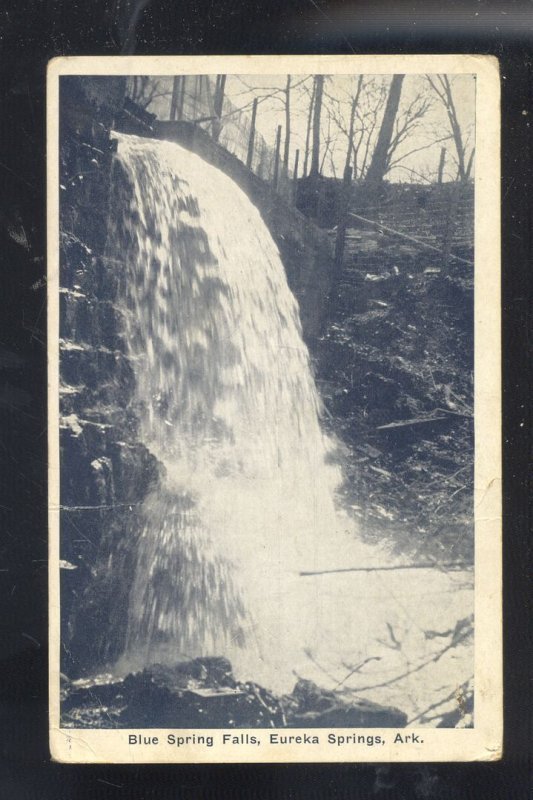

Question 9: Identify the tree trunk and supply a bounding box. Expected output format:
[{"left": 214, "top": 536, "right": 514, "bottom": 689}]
[
  {"left": 177, "top": 76, "right": 186, "bottom": 120},
  {"left": 273, "top": 124, "right": 282, "bottom": 190},
  {"left": 437, "top": 147, "right": 446, "bottom": 183},
  {"left": 364, "top": 74, "right": 404, "bottom": 194},
  {"left": 283, "top": 75, "right": 291, "bottom": 172},
  {"left": 344, "top": 75, "right": 364, "bottom": 174},
  {"left": 309, "top": 75, "right": 324, "bottom": 178},
  {"left": 441, "top": 77, "right": 466, "bottom": 181},
  {"left": 464, "top": 147, "right": 475, "bottom": 181},
  {"left": 170, "top": 77, "right": 181, "bottom": 121},
  {"left": 246, "top": 97, "right": 258, "bottom": 170},
  {"left": 303, "top": 80, "right": 316, "bottom": 177},
  {"left": 214, "top": 74, "right": 226, "bottom": 118},
  {"left": 212, "top": 74, "right": 226, "bottom": 142},
  {"left": 427, "top": 76, "right": 471, "bottom": 184}
]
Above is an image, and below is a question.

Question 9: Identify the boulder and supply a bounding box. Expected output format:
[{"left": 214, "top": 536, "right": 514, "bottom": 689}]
[{"left": 283, "top": 678, "right": 407, "bottom": 728}]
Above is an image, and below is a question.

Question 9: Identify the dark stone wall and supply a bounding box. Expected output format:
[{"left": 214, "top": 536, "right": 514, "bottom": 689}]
[{"left": 59, "top": 77, "right": 161, "bottom": 676}]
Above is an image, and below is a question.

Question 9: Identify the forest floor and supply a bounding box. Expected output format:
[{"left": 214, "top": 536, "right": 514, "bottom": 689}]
[{"left": 316, "top": 224, "right": 474, "bottom": 565}]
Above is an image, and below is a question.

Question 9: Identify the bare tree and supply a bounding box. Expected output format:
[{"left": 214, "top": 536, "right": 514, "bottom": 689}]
[
  {"left": 385, "top": 90, "right": 437, "bottom": 173},
  {"left": 309, "top": 75, "right": 325, "bottom": 178},
  {"left": 358, "top": 79, "right": 389, "bottom": 178},
  {"left": 325, "top": 77, "right": 388, "bottom": 180},
  {"left": 128, "top": 76, "right": 169, "bottom": 110},
  {"left": 319, "top": 104, "right": 337, "bottom": 174},
  {"left": 426, "top": 75, "right": 474, "bottom": 182},
  {"left": 231, "top": 75, "right": 310, "bottom": 176},
  {"left": 325, "top": 77, "right": 363, "bottom": 170},
  {"left": 324, "top": 75, "right": 434, "bottom": 188},
  {"left": 211, "top": 74, "right": 227, "bottom": 142},
  {"left": 302, "top": 80, "right": 316, "bottom": 177},
  {"left": 364, "top": 75, "right": 405, "bottom": 192},
  {"left": 169, "top": 77, "right": 181, "bottom": 120},
  {"left": 283, "top": 75, "right": 291, "bottom": 172},
  {"left": 343, "top": 76, "right": 364, "bottom": 174}
]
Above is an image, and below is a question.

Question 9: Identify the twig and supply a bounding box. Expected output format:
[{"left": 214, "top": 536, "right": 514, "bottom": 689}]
[
  {"left": 433, "top": 485, "right": 469, "bottom": 516},
  {"left": 333, "top": 656, "right": 382, "bottom": 689},
  {"left": 407, "top": 677, "right": 473, "bottom": 725},
  {"left": 344, "top": 626, "right": 473, "bottom": 693}
]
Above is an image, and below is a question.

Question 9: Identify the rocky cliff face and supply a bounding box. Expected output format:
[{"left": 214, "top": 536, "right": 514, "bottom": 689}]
[{"left": 59, "top": 77, "right": 161, "bottom": 677}]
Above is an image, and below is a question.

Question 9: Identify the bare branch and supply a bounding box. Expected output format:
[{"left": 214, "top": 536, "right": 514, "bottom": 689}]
[
  {"left": 389, "top": 134, "right": 453, "bottom": 169},
  {"left": 407, "top": 677, "right": 473, "bottom": 725},
  {"left": 341, "top": 619, "right": 473, "bottom": 693},
  {"left": 426, "top": 74, "right": 472, "bottom": 181}
]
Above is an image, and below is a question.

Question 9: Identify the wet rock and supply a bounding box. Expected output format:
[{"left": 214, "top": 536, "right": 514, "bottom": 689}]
[
  {"left": 283, "top": 679, "right": 407, "bottom": 728},
  {"left": 61, "top": 658, "right": 285, "bottom": 729},
  {"left": 61, "top": 661, "right": 407, "bottom": 730}
]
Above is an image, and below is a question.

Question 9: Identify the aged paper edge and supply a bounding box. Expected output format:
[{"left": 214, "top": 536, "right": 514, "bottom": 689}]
[{"left": 47, "top": 54, "right": 502, "bottom": 764}]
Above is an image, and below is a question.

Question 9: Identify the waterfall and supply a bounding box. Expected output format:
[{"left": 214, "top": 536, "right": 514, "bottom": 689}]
[{"left": 106, "top": 133, "right": 367, "bottom": 692}]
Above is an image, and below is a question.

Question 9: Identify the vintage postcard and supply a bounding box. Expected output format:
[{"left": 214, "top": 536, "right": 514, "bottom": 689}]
[{"left": 48, "top": 54, "right": 501, "bottom": 763}]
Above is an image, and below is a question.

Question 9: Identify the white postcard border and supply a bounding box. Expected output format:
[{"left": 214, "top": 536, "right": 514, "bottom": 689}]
[{"left": 47, "top": 54, "right": 501, "bottom": 764}]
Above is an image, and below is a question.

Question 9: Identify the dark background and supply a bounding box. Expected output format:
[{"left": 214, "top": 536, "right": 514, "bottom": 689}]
[{"left": 0, "top": 0, "right": 530, "bottom": 796}]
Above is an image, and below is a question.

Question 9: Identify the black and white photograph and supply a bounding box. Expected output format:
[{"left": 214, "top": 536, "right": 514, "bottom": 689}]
[{"left": 48, "top": 55, "right": 501, "bottom": 763}]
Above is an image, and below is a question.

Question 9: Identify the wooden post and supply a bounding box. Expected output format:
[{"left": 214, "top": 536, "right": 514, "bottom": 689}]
[
  {"left": 272, "top": 124, "right": 282, "bottom": 191},
  {"left": 292, "top": 148, "right": 300, "bottom": 204},
  {"left": 437, "top": 147, "right": 446, "bottom": 184},
  {"left": 257, "top": 140, "right": 265, "bottom": 179},
  {"left": 334, "top": 165, "right": 353, "bottom": 271},
  {"left": 246, "top": 97, "right": 258, "bottom": 170}
]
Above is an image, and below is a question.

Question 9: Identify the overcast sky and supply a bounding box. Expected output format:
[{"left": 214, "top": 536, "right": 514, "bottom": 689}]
[{"left": 222, "top": 73, "right": 475, "bottom": 183}]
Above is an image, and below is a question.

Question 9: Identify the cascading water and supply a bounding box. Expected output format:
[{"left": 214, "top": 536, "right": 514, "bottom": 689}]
[
  {"left": 106, "top": 132, "right": 372, "bottom": 692},
  {"left": 72, "top": 131, "right": 474, "bottom": 724},
  {"left": 54, "top": 117, "right": 475, "bottom": 728}
]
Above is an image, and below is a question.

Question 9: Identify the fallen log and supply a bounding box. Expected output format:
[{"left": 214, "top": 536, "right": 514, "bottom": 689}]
[
  {"left": 300, "top": 561, "right": 473, "bottom": 577},
  {"left": 376, "top": 415, "right": 447, "bottom": 430},
  {"left": 347, "top": 211, "right": 474, "bottom": 266}
]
